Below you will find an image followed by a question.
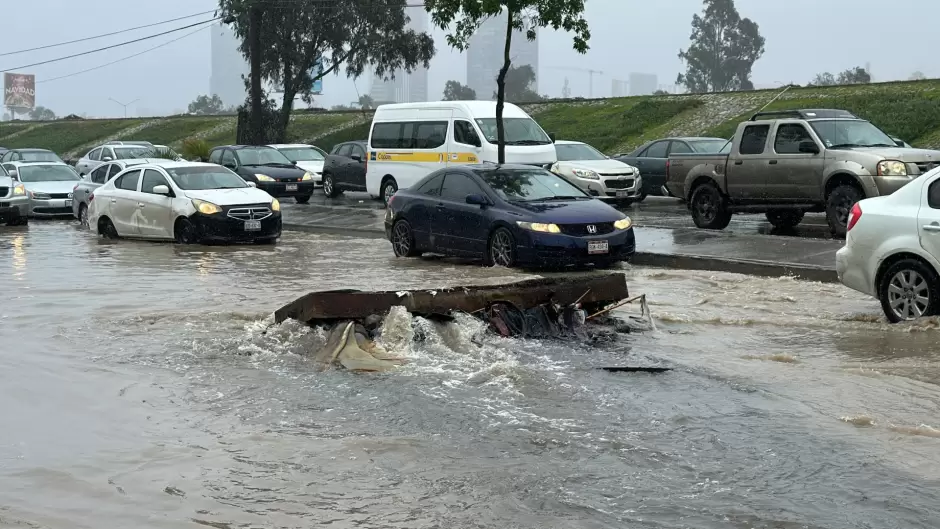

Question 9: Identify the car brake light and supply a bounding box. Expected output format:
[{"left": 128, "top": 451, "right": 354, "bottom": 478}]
[
  {"left": 387, "top": 195, "right": 394, "bottom": 208},
  {"left": 665, "top": 159, "right": 670, "bottom": 178},
  {"left": 846, "top": 202, "right": 862, "bottom": 231},
  {"left": 88, "top": 193, "right": 94, "bottom": 203}
]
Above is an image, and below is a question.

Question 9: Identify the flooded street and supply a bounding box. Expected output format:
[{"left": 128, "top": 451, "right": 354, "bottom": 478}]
[{"left": 2, "top": 222, "right": 939, "bottom": 529}]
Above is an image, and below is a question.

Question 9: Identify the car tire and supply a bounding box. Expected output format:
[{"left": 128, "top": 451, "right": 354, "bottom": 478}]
[
  {"left": 636, "top": 190, "right": 648, "bottom": 202},
  {"left": 99, "top": 217, "right": 119, "bottom": 239},
  {"left": 381, "top": 177, "right": 398, "bottom": 206},
  {"left": 295, "top": 194, "right": 312, "bottom": 204},
  {"left": 6, "top": 216, "right": 26, "bottom": 226},
  {"left": 322, "top": 173, "right": 341, "bottom": 198},
  {"left": 391, "top": 219, "right": 420, "bottom": 257},
  {"left": 174, "top": 218, "right": 199, "bottom": 244},
  {"left": 487, "top": 227, "right": 517, "bottom": 268},
  {"left": 826, "top": 184, "right": 863, "bottom": 237},
  {"left": 690, "top": 182, "right": 732, "bottom": 230},
  {"left": 78, "top": 203, "right": 89, "bottom": 227},
  {"left": 878, "top": 258, "right": 940, "bottom": 323},
  {"left": 766, "top": 209, "right": 804, "bottom": 229}
]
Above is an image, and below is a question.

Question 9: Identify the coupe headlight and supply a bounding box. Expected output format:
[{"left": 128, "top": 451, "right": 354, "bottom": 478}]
[
  {"left": 301, "top": 172, "right": 313, "bottom": 181},
  {"left": 255, "top": 174, "right": 274, "bottom": 181},
  {"left": 572, "top": 169, "right": 600, "bottom": 180},
  {"left": 192, "top": 199, "right": 222, "bottom": 215},
  {"left": 614, "top": 217, "right": 633, "bottom": 230},
  {"left": 878, "top": 160, "right": 907, "bottom": 176},
  {"left": 13, "top": 184, "right": 25, "bottom": 195},
  {"left": 517, "top": 221, "right": 561, "bottom": 233},
  {"left": 271, "top": 198, "right": 280, "bottom": 211}
]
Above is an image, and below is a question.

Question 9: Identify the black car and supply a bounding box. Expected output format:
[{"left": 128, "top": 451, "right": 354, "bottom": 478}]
[
  {"left": 208, "top": 145, "right": 316, "bottom": 203},
  {"left": 0, "top": 148, "right": 64, "bottom": 164},
  {"left": 385, "top": 164, "right": 636, "bottom": 268},
  {"left": 615, "top": 137, "right": 728, "bottom": 199},
  {"left": 322, "top": 140, "right": 367, "bottom": 197}
]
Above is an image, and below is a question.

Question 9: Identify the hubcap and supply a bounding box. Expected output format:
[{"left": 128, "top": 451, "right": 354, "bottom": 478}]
[
  {"left": 392, "top": 223, "right": 410, "bottom": 256},
  {"left": 491, "top": 231, "right": 513, "bottom": 266},
  {"left": 888, "top": 269, "right": 930, "bottom": 320},
  {"left": 695, "top": 190, "right": 717, "bottom": 222},
  {"left": 384, "top": 184, "right": 395, "bottom": 202},
  {"left": 324, "top": 178, "right": 332, "bottom": 195},
  {"left": 80, "top": 206, "right": 88, "bottom": 226}
]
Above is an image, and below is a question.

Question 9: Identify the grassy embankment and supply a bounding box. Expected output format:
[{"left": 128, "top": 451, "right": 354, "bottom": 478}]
[{"left": 4, "top": 79, "right": 940, "bottom": 158}]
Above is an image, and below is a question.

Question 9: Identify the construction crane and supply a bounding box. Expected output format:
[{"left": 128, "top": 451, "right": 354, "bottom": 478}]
[{"left": 543, "top": 66, "right": 604, "bottom": 98}]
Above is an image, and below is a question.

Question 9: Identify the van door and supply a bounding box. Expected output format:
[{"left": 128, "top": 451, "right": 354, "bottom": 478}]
[{"left": 451, "top": 118, "right": 483, "bottom": 167}]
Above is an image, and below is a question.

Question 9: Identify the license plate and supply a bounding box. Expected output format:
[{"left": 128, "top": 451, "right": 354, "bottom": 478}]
[
  {"left": 64, "top": 200, "right": 72, "bottom": 207},
  {"left": 615, "top": 190, "right": 629, "bottom": 197},
  {"left": 285, "top": 184, "right": 298, "bottom": 191},
  {"left": 244, "top": 220, "right": 261, "bottom": 231},
  {"left": 588, "top": 240, "right": 609, "bottom": 254}
]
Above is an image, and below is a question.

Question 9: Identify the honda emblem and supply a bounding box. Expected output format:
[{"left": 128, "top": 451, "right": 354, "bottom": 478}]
[{"left": 586, "top": 224, "right": 597, "bottom": 234}]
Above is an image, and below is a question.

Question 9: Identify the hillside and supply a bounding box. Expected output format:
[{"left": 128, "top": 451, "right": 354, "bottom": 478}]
[{"left": 5, "top": 79, "right": 940, "bottom": 159}]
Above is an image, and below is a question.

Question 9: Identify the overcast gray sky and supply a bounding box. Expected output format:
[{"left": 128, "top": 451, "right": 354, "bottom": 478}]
[{"left": 4, "top": 0, "right": 936, "bottom": 117}]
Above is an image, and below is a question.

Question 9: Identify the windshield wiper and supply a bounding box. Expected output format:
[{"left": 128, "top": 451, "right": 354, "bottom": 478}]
[
  {"left": 504, "top": 140, "right": 550, "bottom": 145},
  {"left": 828, "top": 143, "right": 893, "bottom": 149},
  {"left": 532, "top": 195, "right": 586, "bottom": 201}
]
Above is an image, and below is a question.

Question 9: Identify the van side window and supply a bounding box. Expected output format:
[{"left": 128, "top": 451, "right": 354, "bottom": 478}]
[
  {"left": 414, "top": 122, "right": 447, "bottom": 148},
  {"left": 372, "top": 121, "right": 448, "bottom": 149},
  {"left": 740, "top": 124, "right": 770, "bottom": 155},
  {"left": 454, "top": 120, "right": 480, "bottom": 146},
  {"left": 372, "top": 123, "right": 403, "bottom": 149}
]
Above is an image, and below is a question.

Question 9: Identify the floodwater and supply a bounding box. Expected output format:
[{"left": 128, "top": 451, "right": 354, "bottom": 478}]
[{"left": 1, "top": 222, "right": 939, "bottom": 529}]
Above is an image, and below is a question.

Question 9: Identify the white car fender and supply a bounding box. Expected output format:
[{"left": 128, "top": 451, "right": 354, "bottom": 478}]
[{"left": 869, "top": 233, "right": 940, "bottom": 291}]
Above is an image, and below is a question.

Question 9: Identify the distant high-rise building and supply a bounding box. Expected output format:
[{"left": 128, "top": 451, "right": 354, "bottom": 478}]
[
  {"left": 611, "top": 79, "right": 629, "bottom": 97},
  {"left": 209, "top": 22, "right": 250, "bottom": 109},
  {"left": 466, "top": 12, "right": 539, "bottom": 100},
  {"left": 369, "top": 6, "right": 429, "bottom": 103},
  {"left": 628, "top": 73, "right": 658, "bottom": 96}
]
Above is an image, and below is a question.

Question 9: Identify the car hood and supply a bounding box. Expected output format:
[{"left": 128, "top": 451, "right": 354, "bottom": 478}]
[
  {"left": 557, "top": 159, "right": 637, "bottom": 173},
  {"left": 184, "top": 187, "right": 276, "bottom": 206},
  {"left": 240, "top": 164, "right": 306, "bottom": 180},
  {"left": 832, "top": 146, "right": 940, "bottom": 162},
  {"left": 22, "top": 181, "right": 79, "bottom": 193},
  {"left": 294, "top": 160, "right": 324, "bottom": 173},
  {"left": 0, "top": 176, "right": 14, "bottom": 187},
  {"left": 511, "top": 198, "right": 625, "bottom": 223}
]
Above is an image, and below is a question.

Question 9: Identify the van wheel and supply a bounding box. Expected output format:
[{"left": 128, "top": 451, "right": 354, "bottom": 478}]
[
  {"left": 381, "top": 177, "right": 398, "bottom": 206},
  {"left": 690, "top": 182, "right": 732, "bottom": 230}
]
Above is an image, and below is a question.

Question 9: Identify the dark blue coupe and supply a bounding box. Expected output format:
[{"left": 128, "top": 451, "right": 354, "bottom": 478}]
[{"left": 384, "top": 164, "right": 636, "bottom": 268}]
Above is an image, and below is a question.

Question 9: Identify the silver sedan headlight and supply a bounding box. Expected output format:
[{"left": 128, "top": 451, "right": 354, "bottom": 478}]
[{"left": 572, "top": 169, "right": 600, "bottom": 180}]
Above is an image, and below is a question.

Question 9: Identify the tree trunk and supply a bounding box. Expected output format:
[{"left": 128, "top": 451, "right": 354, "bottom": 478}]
[
  {"left": 495, "top": 12, "right": 514, "bottom": 164},
  {"left": 248, "top": 3, "right": 263, "bottom": 145},
  {"left": 277, "top": 62, "right": 295, "bottom": 143}
]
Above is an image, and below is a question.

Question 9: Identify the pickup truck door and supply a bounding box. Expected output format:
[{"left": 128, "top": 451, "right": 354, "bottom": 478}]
[
  {"left": 765, "top": 122, "right": 824, "bottom": 200},
  {"left": 727, "top": 123, "right": 772, "bottom": 201}
]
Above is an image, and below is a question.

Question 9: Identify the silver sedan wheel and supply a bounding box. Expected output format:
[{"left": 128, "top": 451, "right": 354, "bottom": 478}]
[{"left": 887, "top": 269, "right": 930, "bottom": 320}]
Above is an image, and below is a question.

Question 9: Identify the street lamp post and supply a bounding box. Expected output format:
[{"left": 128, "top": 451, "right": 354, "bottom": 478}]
[{"left": 109, "top": 97, "right": 139, "bottom": 118}]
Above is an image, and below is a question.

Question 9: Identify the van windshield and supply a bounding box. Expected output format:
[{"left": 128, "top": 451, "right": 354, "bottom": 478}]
[{"left": 475, "top": 118, "right": 552, "bottom": 145}]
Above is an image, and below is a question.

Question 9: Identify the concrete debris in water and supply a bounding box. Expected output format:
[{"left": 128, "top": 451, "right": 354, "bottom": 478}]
[{"left": 313, "top": 321, "right": 406, "bottom": 372}]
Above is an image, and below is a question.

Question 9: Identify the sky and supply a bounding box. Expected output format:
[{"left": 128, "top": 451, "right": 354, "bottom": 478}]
[{"left": 4, "top": 0, "right": 938, "bottom": 118}]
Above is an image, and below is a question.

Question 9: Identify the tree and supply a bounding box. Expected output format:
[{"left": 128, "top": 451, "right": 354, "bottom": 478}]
[
  {"left": 910, "top": 71, "right": 926, "bottom": 81},
  {"left": 561, "top": 78, "right": 571, "bottom": 98},
  {"left": 28, "top": 106, "right": 56, "bottom": 120},
  {"left": 837, "top": 67, "right": 870, "bottom": 85},
  {"left": 219, "top": 0, "right": 435, "bottom": 143},
  {"left": 493, "top": 64, "right": 541, "bottom": 102},
  {"left": 810, "top": 71, "right": 836, "bottom": 86},
  {"left": 676, "top": 0, "right": 764, "bottom": 93},
  {"left": 187, "top": 94, "right": 225, "bottom": 115},
  {"left": 442, "top": 80, "right": 476, "bottom": 100},
  {"left": 653, "top": 89, "right": 669, "bottom": 95},
  {"left": 425, "top": 0, "right": 589, "bottom": 163},
  {"left": 358, "top": 95, "right": 375, "bottom": 109}
]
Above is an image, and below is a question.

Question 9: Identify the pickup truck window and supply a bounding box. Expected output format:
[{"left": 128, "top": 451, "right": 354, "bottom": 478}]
[
  {"left": 740, "top": 125, "right": 770, "bottom": 155},
  {"left": 669, "top": 141, "right": 692, "bottom": 154},
  {"left": 774, "top": 124, "right": 814, "bottom": 154},
  {"left": 643, "top": 141, "right": 668, "bottom": 158},
  {"left": 808, "top": 119, "right": 897, "bottom": 149}
]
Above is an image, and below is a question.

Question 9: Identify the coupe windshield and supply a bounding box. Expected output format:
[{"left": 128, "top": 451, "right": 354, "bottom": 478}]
[
  {"left": 474, "top": 118, "right": 552, "bottom": 145},
  {"left": 476, "top": 168, "right": 588, "bottom": 202},
  {"left": 809, "top": 119, "right": 897, "bottom": 149},
  {"left": 20, "top": 150, "right": 61, "bottom": 162},
  {"left": 278, "top": 146, "right": 325, "bottom": 162},
  {"left": 114, "top": 147, "right": 153, "bottom": 159},
  {"left": 166, "top": 166, "right": 249, "bottom": 190},
  {"left": 237, "top": 147, "right": 293, "bottom": 165},
  {"left": 555, "top": 143, "right": 607, "bottom": 161},
  {"left": 18, "top": 165, "right": 80, "bottom": 182},
  {"left": 689, "top": 139, "right": 731, "bottom": 153}
]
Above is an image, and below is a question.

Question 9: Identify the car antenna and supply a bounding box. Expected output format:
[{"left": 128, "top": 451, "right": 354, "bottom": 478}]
[{"left": 720, "top": 82, "right": 795, "bottom": 150}]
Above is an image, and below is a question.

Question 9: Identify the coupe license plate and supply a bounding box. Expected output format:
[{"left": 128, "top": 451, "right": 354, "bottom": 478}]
[
  {"left": 64, "top": 200, "right": 72, "bottom": 207},
  {"left": 285, "top": 183, "right": 298, "bottom": 191},
  {"left": 588, "top": 240, "right": 609, "bottom": 254},
  {"left": 244, "top": 220, "right": 261, "bottom": 231},
  {"left": 615, "top": 190, "right": 629, "bottom": 197}
]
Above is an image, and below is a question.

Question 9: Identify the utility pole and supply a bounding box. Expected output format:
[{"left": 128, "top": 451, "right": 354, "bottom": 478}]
[
  {"left": 109, "top": 97, "right": 139, "bottom": 118},
  {"left": 248, "top": 1, "right": 263, "bottom": 144}
]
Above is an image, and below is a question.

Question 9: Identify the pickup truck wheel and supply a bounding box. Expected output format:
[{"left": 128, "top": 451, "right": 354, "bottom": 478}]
[
  {"left": 690, "top": 183, "right": 732, "bottom": 230},
  {"left": 766, "top": 209, "right": 804, "bottom": 229},
  {"left": 826, "top": 184, "right": 863, "bottom": 237}
]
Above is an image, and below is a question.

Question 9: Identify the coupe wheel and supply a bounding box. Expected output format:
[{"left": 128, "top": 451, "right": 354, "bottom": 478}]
[
  {"left": 391, "top": 220, "right": 420, "bottom": 257},
  {"left": 487, "top": 228, "right": 517, "bottom": 267},
  {"left": 295, "top": 194, "right": 312, "bottom": 204},
  {"left": 879, "top": 259, "right": 940, "bottom": 323},
  {"left": 690, "top": 182, "right": 732, "bottom": 230},
  {"left": 175, "top": 218, "right": 199, "bottom": 244}
]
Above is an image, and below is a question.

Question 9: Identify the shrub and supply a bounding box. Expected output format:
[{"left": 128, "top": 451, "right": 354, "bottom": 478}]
[{"left": 181, "top": 138, "right": 211, "bottom": 162}]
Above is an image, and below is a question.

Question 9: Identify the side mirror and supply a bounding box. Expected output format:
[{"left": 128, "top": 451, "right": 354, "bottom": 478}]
[
  {"left": 894, "top": 139, "right": 905, "bottom": 147},
  {"left": 548, "top": 132, "right": 556, "bottom": 143},
  {"left": 798, "top": 141, "right": 819, "bottom": 154},
  {"left": 103, "top": 156, "right": 113, "bottom": 162},
  {"left": 350, "top": 155, "right": 362, "bottom": 162},
  {"left": 223, "top": 163, "right": 236, "bottom": 169},
  {"left": 466, "top": 193, "right": 488, "bottom": 206},
  {"left": 8, "top": 170, "right": 17, "bottom": 179},
  {"left": 152, "top": 185, "right": 171, "bottom": 195},
  {"left": 247, "top": 181, "right": 257, "bottom": 187}
]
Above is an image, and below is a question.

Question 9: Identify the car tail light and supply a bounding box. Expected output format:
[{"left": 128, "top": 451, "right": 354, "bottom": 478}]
[
  {"left": 387, "top": 195, "right": 394, "bottom": 208},
  {"left": 88, "top": 193, "right": 94, "bottom": 203},
  {"left": 665, "top": 159, "right": 670, "bottom": 178},
  {"left": 846, "top": 202, "right": 862, "bottom": 231}
]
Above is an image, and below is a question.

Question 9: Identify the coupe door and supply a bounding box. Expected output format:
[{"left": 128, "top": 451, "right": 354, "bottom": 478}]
[
  {"left": 136, "top": 169, "right": 175, "bottom": 239},
  {"left": 109, "top": 169, "right": 143, "bottom": 235},
  {"left": 432, "top": 172, "right": 489, "bottom": 255},
  {"left": 407, "top": 173, "right": 443, "bottom": 249}
]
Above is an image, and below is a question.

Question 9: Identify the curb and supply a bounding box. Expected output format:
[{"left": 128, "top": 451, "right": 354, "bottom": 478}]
[{"left": 282, "top": 222, "right": 838, "bottom": 282}]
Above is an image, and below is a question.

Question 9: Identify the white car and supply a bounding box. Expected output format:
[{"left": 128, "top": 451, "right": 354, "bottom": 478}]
[
  {"left": 88, "top": 161, "right": 282, "bottom": 245},
  {"left": 74, "top": 143, "right": 158, "bottom": 176},
  {"left": 836, "top": 168, "right": 940, "bottom": 322},
  {"left": 550, "top": 140, "right": 642, "bottom": 203},
  {"left": 268, "top": 143, "right": 326, "bottom": 185}
]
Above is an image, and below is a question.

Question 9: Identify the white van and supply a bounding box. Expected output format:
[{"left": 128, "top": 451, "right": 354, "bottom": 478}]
[{"left": 365, "top": 101, "right": 557, "bottom": 204}]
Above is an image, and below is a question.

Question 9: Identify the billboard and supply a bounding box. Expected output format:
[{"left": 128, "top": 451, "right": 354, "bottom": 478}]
[{"left": 4, "top": 72, "right": 35, "bottom": 109}]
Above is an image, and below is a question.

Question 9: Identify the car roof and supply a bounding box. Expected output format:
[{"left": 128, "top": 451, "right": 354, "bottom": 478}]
[
  {"left": 212, "top": 144, "right": 278, "bottom": 150},
  {"left": 10, "top": 148, "right": 54, "bottom": 152},
  {"left": 554, "top": 140, "right": 586, "bottom": 145},
  {"left": 130, "top": 161, "right": 219, "bottom": 170},
  {"left": 7, "top": 160, "right": 67, "bottom": 166},
  {"left": 268, "top": 143, "right": 321, "bottom": 149}
]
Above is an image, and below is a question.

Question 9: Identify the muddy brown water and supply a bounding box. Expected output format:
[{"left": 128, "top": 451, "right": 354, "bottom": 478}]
[{"left": 1, "top": 222, "right": 939, "bottom": 528}]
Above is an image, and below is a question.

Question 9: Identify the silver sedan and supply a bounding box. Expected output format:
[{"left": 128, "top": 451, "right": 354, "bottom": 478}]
[{"left": 6, "top": 162, "right": 80, "bottom": 217}]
